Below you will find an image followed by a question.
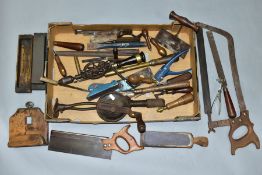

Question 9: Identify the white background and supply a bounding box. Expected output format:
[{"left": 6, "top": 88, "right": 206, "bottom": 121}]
[{"left": 0, "top": 0, "right": 262, "bottom": 174}]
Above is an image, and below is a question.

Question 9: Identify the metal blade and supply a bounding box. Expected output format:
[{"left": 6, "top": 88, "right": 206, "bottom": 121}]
[
  {"left": 141, "top": 131, "right": 193, "bottom": 148},
  {"left": 206, "top": 31, "right": 227, "bottom": 87},
  {"left": 48, "top": 130, "right": 112, "bottom": 159}
]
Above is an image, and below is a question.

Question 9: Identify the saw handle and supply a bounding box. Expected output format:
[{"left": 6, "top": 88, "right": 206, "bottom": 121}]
[
  {"left": 169, "top": 11, "right": 199, "bottom": 32},
  {"left": 223, "top": 88, "right": 237, "bottom": 118},
  {"left": 53, "top": 41, "right": 85, "bottom": 51},
  {"left": 102, "top": 125, "right": 144, "bottom": 154}
]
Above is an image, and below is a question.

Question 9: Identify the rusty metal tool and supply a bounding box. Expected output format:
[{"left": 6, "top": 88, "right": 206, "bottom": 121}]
[
  {"left": 54, "top": 49, "right": 139, "bottom": 57},
  {"left": 157, "top": 93, "right": 194, "bottom": 112},
  {"left": 141, "top": 131, "right": 208, "bottom": 148},
  {"left": 48, "top": 125, "right": 143, "bottom": 159},
  {"left": 53, "top": 41, "right": 84, "bottom": 51},
  {"left": 87, "top": 41, "right": 146, "bottom": 50},
  {"left": 206, "top": 31, "right": 236, "bottom": 118},
  {"left": 169, "top": 11, "right": 260, "bottom": 154},
  {"left": 8, "top": 102, "right": 48, "bottom": 147},
  {"left": 150, "top": 38, "right": 167, "bottom": 57},
  {"left": 155, "top": 29, "right": 190, "bottom": 57}
]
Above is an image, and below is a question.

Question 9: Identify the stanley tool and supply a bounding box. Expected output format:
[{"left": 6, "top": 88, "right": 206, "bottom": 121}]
[
  {"left": 169, "top": 11, "right": 260, "bottom": 154},
  {"left": 48, "top": 125, "right": 143, "bottom": 159},
  {"left": 141, "top": 131, "right": 208, "bottom": 148}
]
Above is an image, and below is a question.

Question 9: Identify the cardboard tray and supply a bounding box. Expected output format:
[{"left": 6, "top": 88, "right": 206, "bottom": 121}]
[{"left": 45, "top": 22, "right": 200, "bottom": 123}]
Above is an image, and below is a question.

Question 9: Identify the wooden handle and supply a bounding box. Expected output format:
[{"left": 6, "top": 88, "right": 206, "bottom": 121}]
[
  {"left": 193, "top": 137, "right": 209, "bottom": 147},
  {"left": 127, "top": 74, "right": 155, "bottom": 85},
  {"left": 223, "top": 88, "right": 237, "bottom": 118},
  {"left": 150, "top": 38, "right": 167, "bottom": 57},
  {"left": 171, "top": 87, "right": 193, "bottom": 94},
  {"left": 54, "top": 55, "right": 67, "bottom": 77},
  {"left": 169, "top": 11, "right": 199, "bottom": 32},
  {"left": 141, "top": 29, "right": 152, "bottom": 51},
  {"left": 166, "top": 93, "right": 194, "bottom": 109},
  {"left": 167, "top": 72, "right": 192, "bottom": 84},
  {"left": 102, "top": 125, "right": 144, "bottom": 154},
  {"left": 40, "top": 77, "right": 58, "bottom": 85},
  {"left": 53, "top": 41, "right": 84, "bottom": 51}
]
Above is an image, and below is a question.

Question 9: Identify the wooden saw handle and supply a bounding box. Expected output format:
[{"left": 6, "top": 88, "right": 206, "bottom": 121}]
[{"left": 102, "top": 125, "right": 144, "bottom": 154}]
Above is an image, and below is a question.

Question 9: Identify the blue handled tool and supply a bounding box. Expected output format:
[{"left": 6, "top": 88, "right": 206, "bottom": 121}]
[{"left": 154, "top": 49, "right": 191, "bottom": 82}]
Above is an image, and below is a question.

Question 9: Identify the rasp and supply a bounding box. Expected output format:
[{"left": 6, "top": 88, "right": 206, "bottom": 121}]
[
  {"left": 140, "top": 131, "right": 208, "bottom": 148},
  {"left": 206, "top": 31, "right": 236, "bottom": 118},
  {"left": 48, "top": 125, "right": 143, "bottom": 159}
]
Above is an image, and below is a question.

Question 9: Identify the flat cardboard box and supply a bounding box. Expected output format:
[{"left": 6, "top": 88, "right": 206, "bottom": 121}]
[{"left": 45, "top": 22, "right": 200, "bottom": 123}]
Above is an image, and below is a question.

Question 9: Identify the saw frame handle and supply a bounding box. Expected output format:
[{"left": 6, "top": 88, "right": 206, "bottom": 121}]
[{"left": 102, "top": 125, "right": 144, "bottom": 154}]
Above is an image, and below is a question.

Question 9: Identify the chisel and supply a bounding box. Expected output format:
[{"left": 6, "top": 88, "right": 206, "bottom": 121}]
[{"left": 141, "top": 131, "right": 208, "bottom": 148}]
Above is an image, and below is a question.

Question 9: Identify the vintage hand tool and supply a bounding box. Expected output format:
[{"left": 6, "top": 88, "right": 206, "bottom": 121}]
[
  {"left": 141, "top": 131, "right": 208, "bottom": 148},
  {"left": 8, "top": 102, "right": 48, "bottom": 147},
  {"left": 54, "top": 49, "right": 139, "bottom": 57},
  {"left": 154, "top": 49, "right": 191, "bottom": 82},
  {"left": 53, "top": 41, "right": 84, "bottom": 51},
  {"left": 157, "top": 93, "right": 194, "bottom": 112},
  {"left": 150, "top": 38, "right": 167, "bottom": 57},
  {"left": 57, "top": 52, "right": 146, "bottom": 85},
  {"left": 155, "top": 29, "right": 190, "bottom": 57},
  {"left": 87, "top": 68, "right": 155, "bottom": 100},
  {"left": 87, "top": 41, "right": 147, "bottom": 50},
  {"left": 53, "top": 50, "right": 67, "bottom": 77},
  {"left": 105, "top": 54, "right": 176, "bottom": 77},
  {"left": 135, "top": 29, "right": 152, "bottom": 50},
  {"left": 135, "top": 72, "right": 193, "bottom": 98},
  {"left": 48, "top": 125, "right": 143, "bottom": 159},
  {"left": 75, "top": 29, "right": 133, "bottom": 37},
  {"left": 169, "top": 11, "right": 260, "bottom": 154},
  {"left": 40, "top": 77, "right": 88, "bottom": 92},
  {"left": 53, "top": 93, "right": 165, "bottom": 133},
  {"left": 207, "top": 31, "right": 236, "bottom": 118},
  {"left": 124, "top": 81, "right": 190, "bottom": 97}
]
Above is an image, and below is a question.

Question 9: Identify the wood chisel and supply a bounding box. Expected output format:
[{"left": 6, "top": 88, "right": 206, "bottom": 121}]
[{"left": 141, "top": 131, "right": 208, "bottom": 148}]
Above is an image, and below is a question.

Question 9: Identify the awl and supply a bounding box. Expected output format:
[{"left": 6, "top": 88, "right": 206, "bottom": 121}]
[
  {"left": 141, "top": 131, "right": 208, "bottom": 148},
  {"left": 48, "top": 125, "right": 143, "bottom": 159}
]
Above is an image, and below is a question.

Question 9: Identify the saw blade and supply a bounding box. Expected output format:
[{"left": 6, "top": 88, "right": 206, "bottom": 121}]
[
  {"left": 206, "top": 31, "right": 227, "bottom": 87},
  {"left": 48, "top": 130, "right": 112, "bottom": 159}
]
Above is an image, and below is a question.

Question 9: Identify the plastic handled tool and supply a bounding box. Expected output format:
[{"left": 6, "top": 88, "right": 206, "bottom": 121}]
[
  {"left": 48, "top": 125, "right": 143, "bottom": 159},
  {"left": 154, "top": 49, "right": 191, "bottom": 82},
  {"left": 87, "top": 41, "right": 147, "bottom": 50},
  {"left": 53, "top": 41, "right": 85, "bottom": 51}
]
